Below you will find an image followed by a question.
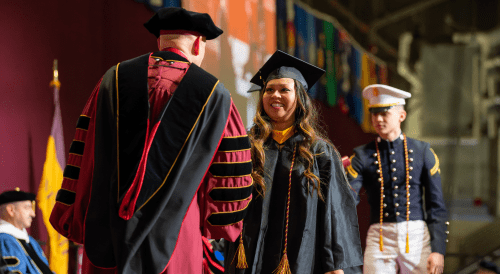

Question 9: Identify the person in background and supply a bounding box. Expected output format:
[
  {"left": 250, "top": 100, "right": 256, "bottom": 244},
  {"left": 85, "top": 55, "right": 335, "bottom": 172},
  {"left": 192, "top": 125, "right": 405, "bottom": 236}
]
[
  {"left": 0, "top": 189, "right": 52, "bottom": 274},
  {"left": 346, "top": 84, "right": 448, "bottom": 274},
  {"left": 49, "top": 7, "right": 252, "bottom": 274},
  {"left": 225, "top": 50, "right": 363, "bottom": 274}
]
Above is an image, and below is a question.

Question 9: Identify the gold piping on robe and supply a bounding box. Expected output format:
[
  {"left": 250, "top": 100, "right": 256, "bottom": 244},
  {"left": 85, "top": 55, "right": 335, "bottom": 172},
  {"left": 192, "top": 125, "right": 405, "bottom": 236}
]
[{"left": 207, "top": 198, "right": 251, "bottom": 226}]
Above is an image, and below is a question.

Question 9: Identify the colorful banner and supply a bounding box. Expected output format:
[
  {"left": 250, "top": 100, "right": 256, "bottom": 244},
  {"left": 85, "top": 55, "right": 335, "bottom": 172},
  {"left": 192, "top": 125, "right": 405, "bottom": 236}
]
[
  {"left": 323, "top": 21, "right": 336, "bottom": 106},
  {"left": 277, "top": 0, "right": 387, "bottom": 132},
  {"left": 183, "top": 0, "right": 276, "bottom": 128},
  {"left": 276, "top": 0, "right": 287, "bottom": 51},
  {"left": 36, "top": 62, "right": 69, "bottom": 274},
  {"left": 294, "top": 4, "right": 307, "bottom": 62},
  {"left": 351, "top": 46, "right": 362, "bottom": 125}
]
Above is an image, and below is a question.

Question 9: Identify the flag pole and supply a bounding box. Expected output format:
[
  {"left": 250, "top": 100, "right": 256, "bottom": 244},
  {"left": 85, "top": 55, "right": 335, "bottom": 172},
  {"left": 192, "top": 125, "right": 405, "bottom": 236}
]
[
  {"left": 50, "top": 59, "right": 60, "bottom": 89},
  {"left": 37, "top": 58, "right": 69, "bottom": 274}
]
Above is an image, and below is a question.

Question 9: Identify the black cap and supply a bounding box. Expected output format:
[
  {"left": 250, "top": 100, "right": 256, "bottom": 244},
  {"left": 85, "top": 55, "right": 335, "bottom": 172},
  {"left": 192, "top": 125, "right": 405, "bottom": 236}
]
[
  {"left": 247, "top": 83, "right": 262, "bottom": 93},
  {"left": 0, "top": 189, "right": 36, "bottom": 206},
  {"left": 144, "top": 7, "right": 223, "bottom": 40},
  {"left": 249, "top": 50, "right": 325, "bottom": 92}
]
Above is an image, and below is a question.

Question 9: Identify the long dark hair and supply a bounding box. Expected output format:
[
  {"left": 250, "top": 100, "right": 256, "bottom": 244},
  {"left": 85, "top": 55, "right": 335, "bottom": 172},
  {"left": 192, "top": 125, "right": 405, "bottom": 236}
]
[{"left": 249, "top": 79, "right": 330, "bottom": 201}]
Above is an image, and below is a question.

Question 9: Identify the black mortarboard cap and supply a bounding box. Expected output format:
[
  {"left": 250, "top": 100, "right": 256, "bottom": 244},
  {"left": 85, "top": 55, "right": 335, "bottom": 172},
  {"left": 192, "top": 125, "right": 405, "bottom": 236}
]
[
  {"left": 0, "top": 189, "right": 36, "bottom": 206},
  {"left": 247, "top": 83, "right": 262, "bottom": 93},
  {"left": 249, "top": 50, "right": 325, "bottom": 92},
  {"left": 144, "top": 7, "right": 223, "bottom": 40}
]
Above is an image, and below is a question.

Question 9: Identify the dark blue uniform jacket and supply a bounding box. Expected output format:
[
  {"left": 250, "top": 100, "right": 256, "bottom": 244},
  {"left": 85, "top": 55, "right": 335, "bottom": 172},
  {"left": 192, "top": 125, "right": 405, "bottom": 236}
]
[{"left": 347, "top": 134, "right": 448, "bottom": 255}]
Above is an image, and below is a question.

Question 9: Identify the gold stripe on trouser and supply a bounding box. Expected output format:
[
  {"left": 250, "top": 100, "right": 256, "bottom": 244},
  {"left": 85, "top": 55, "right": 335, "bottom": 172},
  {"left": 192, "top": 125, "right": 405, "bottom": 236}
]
[{"left": 363, "top": 220, "right": 431, "bottom": 274}]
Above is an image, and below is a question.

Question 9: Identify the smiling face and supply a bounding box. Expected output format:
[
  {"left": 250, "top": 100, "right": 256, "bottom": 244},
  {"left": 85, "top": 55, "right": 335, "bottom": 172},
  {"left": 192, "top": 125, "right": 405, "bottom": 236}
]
[{"left": 262, "top": 78, "right": 297, "bottom": 130}]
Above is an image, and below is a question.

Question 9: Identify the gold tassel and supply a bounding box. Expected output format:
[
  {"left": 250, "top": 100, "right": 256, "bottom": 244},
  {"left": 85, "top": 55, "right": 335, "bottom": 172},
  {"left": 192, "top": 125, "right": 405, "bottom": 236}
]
[
  {"left": 379, "top": 234, "right": 384, "bottom": 251},
  {"left": 273, "top": 253, "right": 291, "bottom": 274},
  {"left": 232, "top": 233, "right": 248, "bottom": 269},
  {"left": 405, "top": 233, "right": 410, "bottom": 253},
  {"left": 235, "top": 238, "right": 248, "bottom": 269}
]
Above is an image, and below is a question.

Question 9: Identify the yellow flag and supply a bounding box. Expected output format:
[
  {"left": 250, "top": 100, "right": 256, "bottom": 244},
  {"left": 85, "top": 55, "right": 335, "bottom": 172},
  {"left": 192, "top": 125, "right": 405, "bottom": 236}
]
[{"left": 37, "top": 60, "right": 69, "bottom": 274}]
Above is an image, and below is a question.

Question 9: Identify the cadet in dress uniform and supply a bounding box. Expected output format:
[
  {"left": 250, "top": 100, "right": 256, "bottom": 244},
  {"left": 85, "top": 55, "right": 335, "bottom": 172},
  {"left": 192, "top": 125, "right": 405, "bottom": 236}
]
[
  {"left": 0, "top": 189, "right": 52, "bottom": 274},
  {"left": 346, "top": 84, "right": 448, "bottom": 274}
]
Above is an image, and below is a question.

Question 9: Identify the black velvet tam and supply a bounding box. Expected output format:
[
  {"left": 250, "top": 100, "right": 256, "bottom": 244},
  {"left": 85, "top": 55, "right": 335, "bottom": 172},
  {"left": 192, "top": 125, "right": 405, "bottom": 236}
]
[
  {"left": 0, "top": 190, "right": 36, "bottom": 206},
  {"left": 144, "top": 7, "right": 223, "bottom": 40},
  {"left": 250, "top": 50, "right": 325, "bottom": 92}
]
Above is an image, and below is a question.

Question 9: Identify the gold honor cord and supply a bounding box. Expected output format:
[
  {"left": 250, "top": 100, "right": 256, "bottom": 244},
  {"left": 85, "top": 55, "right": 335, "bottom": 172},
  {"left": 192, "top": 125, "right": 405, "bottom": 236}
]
[
  {"left": 274, "top": 145, "right": 296, "bottom": 274},
  {"left": 234, "top": 144, "right": 298, "bottom": 272},
  {"left": 374, "top": 143, "right": 384, "bottom": 251},
  {"left": 403, "top": 134, "right": 410, "bottom": 253},
  {"left": 375, "top": 134, "right": 411, "bottom": 253}
]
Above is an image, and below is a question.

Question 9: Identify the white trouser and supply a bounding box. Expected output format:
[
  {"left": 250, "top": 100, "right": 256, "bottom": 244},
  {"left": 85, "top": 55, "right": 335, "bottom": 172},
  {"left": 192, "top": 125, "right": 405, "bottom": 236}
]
[{"left": 363, "top": 220, "right": 431, "bottom": 274}]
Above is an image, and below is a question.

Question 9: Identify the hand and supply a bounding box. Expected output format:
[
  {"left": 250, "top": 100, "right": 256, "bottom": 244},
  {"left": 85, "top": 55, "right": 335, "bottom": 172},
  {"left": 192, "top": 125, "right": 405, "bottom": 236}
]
[
  {"left": 427, "top": 252, "right": 444, "bottom": 274},
  {"left": 325, "top": 270, "right": 344, "bottom": 274}
]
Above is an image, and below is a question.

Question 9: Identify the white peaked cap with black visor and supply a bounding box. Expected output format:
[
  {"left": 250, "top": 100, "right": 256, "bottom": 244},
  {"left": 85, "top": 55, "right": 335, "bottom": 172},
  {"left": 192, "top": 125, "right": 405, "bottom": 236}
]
[{"left": 362, "top": 84, "right": 412, "bottom": 113}]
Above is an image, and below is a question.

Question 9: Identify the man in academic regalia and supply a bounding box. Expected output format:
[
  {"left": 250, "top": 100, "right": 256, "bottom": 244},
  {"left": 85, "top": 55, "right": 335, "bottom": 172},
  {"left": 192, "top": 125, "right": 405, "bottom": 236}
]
[
  {"left": 346, "top": 84, "right": 448, "bottom": 274},
  {"left": 49, "top": 7, "right": 252, "bottom": 274},
  {"left": 0, "top": 189, "right": 53, "bottom": 274}
]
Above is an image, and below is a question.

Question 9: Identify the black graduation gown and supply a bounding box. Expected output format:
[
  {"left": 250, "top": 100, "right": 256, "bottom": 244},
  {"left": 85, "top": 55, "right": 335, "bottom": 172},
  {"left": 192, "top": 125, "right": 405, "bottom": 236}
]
[{"left": 226, "top": 134, "right": 363, "bottom": 273}]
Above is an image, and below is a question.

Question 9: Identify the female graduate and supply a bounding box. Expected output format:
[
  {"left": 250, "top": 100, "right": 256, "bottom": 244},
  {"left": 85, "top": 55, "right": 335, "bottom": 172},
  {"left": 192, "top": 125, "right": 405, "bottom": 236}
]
[{"left": 225, "top": 50, "right": 363, "bottom": 274}]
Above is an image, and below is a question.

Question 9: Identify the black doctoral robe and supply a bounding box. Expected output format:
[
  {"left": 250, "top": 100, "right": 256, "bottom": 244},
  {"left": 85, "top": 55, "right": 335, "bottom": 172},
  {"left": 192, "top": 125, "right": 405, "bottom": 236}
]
[
  {"left": 226, "top": 134, "right": 363, "bottom": 273},
  {"left": 51, "top": 51, "right": 252, "bottom": 274}
]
